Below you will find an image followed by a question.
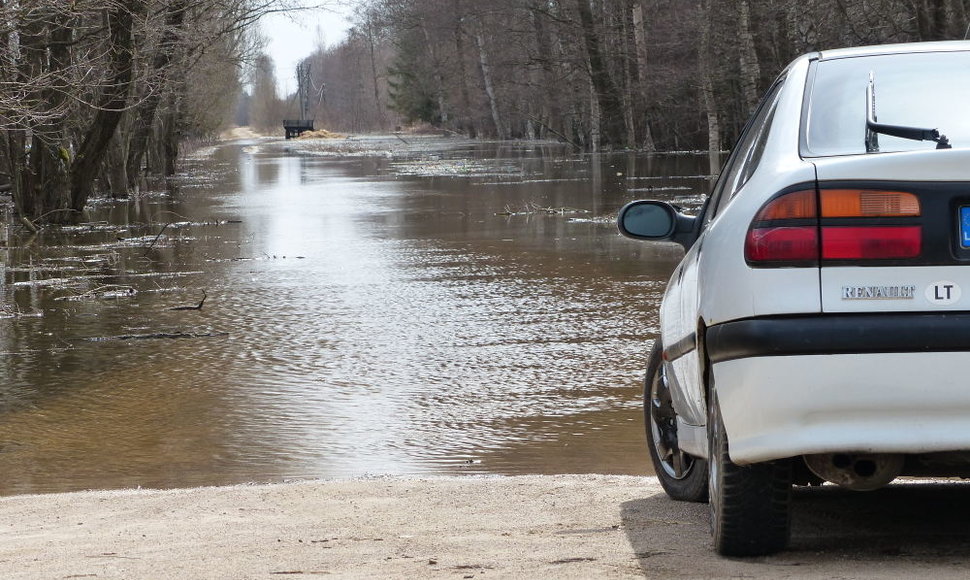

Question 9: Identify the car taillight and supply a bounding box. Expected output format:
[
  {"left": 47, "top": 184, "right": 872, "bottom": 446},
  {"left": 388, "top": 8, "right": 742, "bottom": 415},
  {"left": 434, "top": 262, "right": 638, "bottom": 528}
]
[
  {"left": 745, "top": 188, "right": 922, "bottom": 266},
  {"left": 745, "top": 226, "right": 819, "bottom": 262},
  {"left": 821, "top": 226, "right": 921, "bottom": 259}
]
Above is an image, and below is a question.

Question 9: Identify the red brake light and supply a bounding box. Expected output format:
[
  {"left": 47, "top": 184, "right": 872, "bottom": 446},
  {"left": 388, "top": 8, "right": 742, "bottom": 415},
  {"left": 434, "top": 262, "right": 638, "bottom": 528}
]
[
  {"left": 745, "top": 227, "right": 818, "bottom": 262},
  {"left": 821, "top": 226, "right": 922, "bottom": 259}
]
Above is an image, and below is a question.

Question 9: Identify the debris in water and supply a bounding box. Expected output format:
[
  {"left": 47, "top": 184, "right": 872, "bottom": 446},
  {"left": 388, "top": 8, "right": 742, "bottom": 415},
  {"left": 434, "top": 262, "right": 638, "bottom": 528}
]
[
  {"left": 495, "top": 202, "right": 590, "bottom": 216},
  {"left": 54, "top": 285, "right": 137, "bottom": 301},
  {"left": 169, "top": 290, "right": 207, "bottom": 311},
  {"left": 84, "top": 331, "right": 228, "bottom": 342}
]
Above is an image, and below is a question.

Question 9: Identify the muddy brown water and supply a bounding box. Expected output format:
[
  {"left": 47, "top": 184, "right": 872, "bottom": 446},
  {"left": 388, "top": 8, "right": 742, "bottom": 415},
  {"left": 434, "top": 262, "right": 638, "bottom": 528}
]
[{"left": 0, "top": 136, "right": 716, "bottom": 495}]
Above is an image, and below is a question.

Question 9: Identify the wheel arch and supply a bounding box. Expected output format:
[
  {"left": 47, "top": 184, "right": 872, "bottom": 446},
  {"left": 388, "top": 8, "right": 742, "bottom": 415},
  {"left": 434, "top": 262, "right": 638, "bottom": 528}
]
[{"left": 697, "top": 317, "right": 713, "bottom": 459}]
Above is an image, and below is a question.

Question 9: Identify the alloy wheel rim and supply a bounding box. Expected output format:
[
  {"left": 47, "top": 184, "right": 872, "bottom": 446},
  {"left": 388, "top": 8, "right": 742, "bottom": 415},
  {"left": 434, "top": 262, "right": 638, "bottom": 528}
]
[
  {"left": 708, "top": 399, "right": 722, "bottom": 531},
  {"left": 650, "top": 364, "right": 695, "bottom": 480}
]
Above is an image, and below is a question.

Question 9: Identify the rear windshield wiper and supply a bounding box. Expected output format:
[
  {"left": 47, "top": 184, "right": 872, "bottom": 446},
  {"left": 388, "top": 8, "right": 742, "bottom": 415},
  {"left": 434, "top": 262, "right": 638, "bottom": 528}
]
[{"left": 865, "top": 72, "right": 952, "bottom": 152}]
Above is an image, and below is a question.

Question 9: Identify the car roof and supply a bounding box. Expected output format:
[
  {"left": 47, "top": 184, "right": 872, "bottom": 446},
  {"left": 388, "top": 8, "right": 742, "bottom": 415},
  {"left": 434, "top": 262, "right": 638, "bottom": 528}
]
[{"left": 817, "top": 40, "right": 970, "bottom": 61}]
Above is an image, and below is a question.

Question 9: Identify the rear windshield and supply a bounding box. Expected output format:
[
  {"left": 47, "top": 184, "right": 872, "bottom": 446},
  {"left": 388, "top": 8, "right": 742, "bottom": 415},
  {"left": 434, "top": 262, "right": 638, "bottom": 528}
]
[{"left": 803, "top": 51, "right": 970, "bottom": 157}]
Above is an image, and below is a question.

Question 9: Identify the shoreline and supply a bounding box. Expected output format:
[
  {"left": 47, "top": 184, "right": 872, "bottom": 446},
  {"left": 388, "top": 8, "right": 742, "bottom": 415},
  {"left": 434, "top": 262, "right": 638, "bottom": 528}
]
[{"left": 2, "top": 474, "right": 969, "bottom": 579}]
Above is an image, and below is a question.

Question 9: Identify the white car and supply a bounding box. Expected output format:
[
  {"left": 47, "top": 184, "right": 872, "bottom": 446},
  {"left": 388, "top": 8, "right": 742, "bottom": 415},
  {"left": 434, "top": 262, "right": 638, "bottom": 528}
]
[{"left": 619, "top": 41, "right": 970, "bottom": 556}]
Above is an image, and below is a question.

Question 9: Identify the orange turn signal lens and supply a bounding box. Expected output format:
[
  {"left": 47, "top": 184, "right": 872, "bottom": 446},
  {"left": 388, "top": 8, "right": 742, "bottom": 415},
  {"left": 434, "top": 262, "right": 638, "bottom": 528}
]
[
  {"left": 754, "top": 190, "right": 817, "bottom": 220},
  {"left": 820, "top": 189, "right": 920, "bottom": 218}
]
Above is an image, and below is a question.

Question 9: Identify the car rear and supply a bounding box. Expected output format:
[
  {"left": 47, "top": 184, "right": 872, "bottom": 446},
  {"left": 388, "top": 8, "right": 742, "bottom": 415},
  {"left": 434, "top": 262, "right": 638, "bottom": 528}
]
[{"left": 706, "top": 43, "right": 970, "bottom": 477}]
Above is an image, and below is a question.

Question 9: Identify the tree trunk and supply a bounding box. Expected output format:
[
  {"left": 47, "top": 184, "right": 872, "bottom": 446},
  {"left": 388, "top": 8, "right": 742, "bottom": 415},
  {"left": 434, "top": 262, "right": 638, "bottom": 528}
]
[
  {"left": 162, "top": 95, "right": 181, "bottom": 178},
  {"left": 915, "top": 0, "right": 948, "bottom": 40},
  {"left": 127, "top": 1, "right": 187, "bottom": 188},
  {"left": 475, "top": 23, "right": 505, "bottom": 139},
  {"left": 452, "top": 1, "right": 476, "bottom": 137},
  {"left": 632, "top": 0, "right": 656, "bottom": 151},
  {"left": 70, "top": 2, "right": 142, "bottom": 214},
  {"left": 530, "top": 1, "right": 563, "bottom": 140},
  {"left": 453, "top": 1, "right": 476, "bottom": 137},
  {"left": 737, "top": 0, "right": 761, "bottom": 116},
  {"left": 1, "top": 132, "right": 26, "bottom": 220},
  {"left": 589, "top": 75, "right": 601, "bottom": 153},
  {"left": 951, "top": 0, "right": 968, "bottom": 39},
  {"left": 620, "top": 2, "right": 637, "bottom": 149},
  {"left": 104, "top": 125, "right": 130, "bottom": 199},
  {"left": 700, "top": 0, "right": 721, "bottom": 172},
  {"left": 17, "top": 7, "right": 73, "bottom": 222},
  {"left": 365, "top": 17, "right": 386, "bottom": 131},
  {"left": 575, "top": 0, "right": 627, "bottom": 148},
  {"left": 421, "top": 23, "right": 449, "bottom": 124}
]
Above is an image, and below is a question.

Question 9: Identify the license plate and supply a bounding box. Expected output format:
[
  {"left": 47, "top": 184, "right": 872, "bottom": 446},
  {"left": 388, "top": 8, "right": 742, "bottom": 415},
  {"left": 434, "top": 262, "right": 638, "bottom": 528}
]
[{"left": 961, "top": 206, "right": 970, "bottom": 248}]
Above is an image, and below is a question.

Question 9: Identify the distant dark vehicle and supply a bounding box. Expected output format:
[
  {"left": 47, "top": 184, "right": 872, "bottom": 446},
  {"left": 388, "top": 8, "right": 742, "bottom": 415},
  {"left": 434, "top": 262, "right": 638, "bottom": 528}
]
[
  {"left": 283, "top": 119, "right": 314, "bottom": 139},
  {"left": 619, "top": 41, "right": 970, "bottom": 556}
]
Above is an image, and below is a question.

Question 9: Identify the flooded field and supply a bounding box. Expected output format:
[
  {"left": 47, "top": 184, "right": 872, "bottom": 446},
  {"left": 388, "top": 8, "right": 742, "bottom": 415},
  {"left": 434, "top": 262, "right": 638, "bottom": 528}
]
[{"left": 0, "top": 136, "right": 715, "bottom": 495}]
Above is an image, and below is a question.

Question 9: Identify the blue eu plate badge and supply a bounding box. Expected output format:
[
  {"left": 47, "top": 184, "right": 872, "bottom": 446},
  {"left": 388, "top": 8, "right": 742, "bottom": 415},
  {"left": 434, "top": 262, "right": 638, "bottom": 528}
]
[{"left": 962, "top": 207, "right": 970, "bottom": 248}]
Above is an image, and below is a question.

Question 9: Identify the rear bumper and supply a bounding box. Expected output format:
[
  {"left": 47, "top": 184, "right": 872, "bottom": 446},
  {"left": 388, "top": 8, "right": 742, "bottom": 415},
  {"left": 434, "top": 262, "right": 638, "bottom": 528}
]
[{"left": 707, "top": 314, "right": 970, "bottom": 464}]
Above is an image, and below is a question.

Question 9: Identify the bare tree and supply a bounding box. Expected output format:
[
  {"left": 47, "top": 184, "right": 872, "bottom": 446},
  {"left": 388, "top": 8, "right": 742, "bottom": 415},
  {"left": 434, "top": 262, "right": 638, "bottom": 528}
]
[
  {"left": 284, "top": 0, "right": 960, "bottom": 154},
  {"left": 0, "top": 0, "right": 294, "bottom": 223}
]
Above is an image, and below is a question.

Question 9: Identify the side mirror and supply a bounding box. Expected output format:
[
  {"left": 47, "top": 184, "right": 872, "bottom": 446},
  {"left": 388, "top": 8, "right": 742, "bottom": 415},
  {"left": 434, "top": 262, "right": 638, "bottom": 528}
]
[{"left": 617, "top": 200, "right": 700, "bottom": 250}]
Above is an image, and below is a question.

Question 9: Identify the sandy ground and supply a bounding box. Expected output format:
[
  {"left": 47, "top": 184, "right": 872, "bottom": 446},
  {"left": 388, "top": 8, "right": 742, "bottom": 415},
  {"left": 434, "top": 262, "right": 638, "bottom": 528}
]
[{"left": 1, "top": 475, "right": 970, "bottom": 579}]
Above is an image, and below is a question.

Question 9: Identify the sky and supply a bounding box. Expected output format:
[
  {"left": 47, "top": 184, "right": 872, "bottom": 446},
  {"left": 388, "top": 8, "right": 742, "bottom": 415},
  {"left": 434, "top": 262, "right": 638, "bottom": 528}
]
[{"left": 261, "top": 2, "right": 355, "bottom": 97}]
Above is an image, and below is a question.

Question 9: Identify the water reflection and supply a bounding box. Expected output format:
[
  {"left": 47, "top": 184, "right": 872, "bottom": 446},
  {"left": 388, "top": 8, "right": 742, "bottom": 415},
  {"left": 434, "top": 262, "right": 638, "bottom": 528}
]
[{"left": 0, "top": 138, "right": 713, "bottom": 495}]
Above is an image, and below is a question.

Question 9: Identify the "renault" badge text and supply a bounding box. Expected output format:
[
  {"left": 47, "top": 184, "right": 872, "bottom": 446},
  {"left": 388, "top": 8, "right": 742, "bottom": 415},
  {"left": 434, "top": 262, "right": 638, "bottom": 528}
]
[{"left": 842, "top": 285, "right": 916, "bottom": 300}]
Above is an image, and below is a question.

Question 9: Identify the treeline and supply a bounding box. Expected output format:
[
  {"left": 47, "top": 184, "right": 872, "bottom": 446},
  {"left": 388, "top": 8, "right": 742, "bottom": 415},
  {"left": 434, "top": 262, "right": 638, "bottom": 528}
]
[
  {"left": 285, "top": 0, "right": 968, "bottom": 152},
  {"left": 0, "top": 0, "right": 287, "bottom": 225}
]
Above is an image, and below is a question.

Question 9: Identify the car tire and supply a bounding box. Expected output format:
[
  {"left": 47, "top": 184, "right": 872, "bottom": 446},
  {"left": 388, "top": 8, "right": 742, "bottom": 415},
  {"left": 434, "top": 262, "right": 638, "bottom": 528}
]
[
  {"left": 644, "top": 339, "right": 708, "bottom": 502},
  {"left": 708, "top": 391, "right": 792, "bottom": 556}
]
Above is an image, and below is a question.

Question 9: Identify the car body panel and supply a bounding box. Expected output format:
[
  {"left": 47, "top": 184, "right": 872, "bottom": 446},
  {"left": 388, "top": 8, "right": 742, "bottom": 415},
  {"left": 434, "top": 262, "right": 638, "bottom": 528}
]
[
  {"left": 659, "top": 247, "right": 705, "bottom": 426},
  {"left": 822, "top": 266, "right": 970, "bottom": 312},
  {"left": 697, "top": 55, "right": 821, "bottom": 327},
  {"left": 813, "top": 148, "right": 970, "bottom": 180},
  {"left": 816, "top": 39, "right": 970, "bottom": 61},
  {"left": 714, "top": 351, "right": 970, "bottom": 464},
  {"left": 813, "top": 150, "right": 970, "bottom": 313},
  {"left": 659, "top": 56, "right": 820, "bottom": 428}
]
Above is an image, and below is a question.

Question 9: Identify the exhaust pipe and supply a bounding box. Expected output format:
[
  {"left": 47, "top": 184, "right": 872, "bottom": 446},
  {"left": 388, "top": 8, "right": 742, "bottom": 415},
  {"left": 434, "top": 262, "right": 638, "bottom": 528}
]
[{"left": 803, "top": 453, "right": 904, "bottom": 491}]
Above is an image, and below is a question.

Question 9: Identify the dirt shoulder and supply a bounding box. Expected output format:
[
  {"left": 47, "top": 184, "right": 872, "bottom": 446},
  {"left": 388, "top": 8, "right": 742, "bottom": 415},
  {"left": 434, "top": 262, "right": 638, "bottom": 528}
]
[{"left": 0, "top": 475, "right": 967, "bottom": 579}]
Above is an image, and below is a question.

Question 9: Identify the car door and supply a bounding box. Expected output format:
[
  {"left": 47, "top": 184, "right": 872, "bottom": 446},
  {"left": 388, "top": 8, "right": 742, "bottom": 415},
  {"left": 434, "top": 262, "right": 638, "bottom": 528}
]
[{"left": 660, "top": 77, "right": 788, "bottom": 429}]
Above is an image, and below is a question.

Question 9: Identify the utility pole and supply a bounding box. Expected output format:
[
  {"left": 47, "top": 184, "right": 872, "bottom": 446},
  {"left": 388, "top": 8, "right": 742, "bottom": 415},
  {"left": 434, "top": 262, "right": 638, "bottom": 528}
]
[
  {"left": 297, "top": 62, "right": 311, "bottom": 121},
  {"left": 283, "top": 62, "right": 315, "bottom": 139}
]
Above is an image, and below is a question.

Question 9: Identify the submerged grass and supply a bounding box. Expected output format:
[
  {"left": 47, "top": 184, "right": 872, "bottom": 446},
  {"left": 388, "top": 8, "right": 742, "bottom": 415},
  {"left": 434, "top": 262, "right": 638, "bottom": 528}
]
[{"left": 496, "top": 202, "right": 591, "bottom": 217}]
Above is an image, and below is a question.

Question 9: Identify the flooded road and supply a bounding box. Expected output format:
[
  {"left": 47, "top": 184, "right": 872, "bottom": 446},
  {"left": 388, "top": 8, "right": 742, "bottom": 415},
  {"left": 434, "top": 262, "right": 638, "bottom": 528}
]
[{"left": 0, "top": 136, "right": 714, "bottom": 495}]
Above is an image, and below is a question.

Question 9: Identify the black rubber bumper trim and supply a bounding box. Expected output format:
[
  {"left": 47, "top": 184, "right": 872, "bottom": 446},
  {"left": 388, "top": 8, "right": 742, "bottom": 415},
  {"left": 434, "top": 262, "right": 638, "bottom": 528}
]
[
  {"left": 662, "top": 332, "right": 696, "bottom": 363},
  {"left": 706, "top": 313, "right": 970, "bottom": 364}
]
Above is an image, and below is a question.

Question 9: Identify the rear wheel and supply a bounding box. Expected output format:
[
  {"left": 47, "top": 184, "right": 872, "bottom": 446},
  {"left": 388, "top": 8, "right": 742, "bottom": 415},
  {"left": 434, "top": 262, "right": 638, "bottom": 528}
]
[
  {"left": 708, "top": 392, "right": 792, "bottom": 556},
  {"left": 645, "top": 340, "right": 708, "bottom": 502}
]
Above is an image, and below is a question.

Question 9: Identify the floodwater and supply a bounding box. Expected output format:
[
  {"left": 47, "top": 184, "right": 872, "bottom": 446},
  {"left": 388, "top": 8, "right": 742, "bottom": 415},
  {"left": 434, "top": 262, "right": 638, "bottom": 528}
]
[{"left": 0, "top": 136, "right": 715, "bottom": 495}]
